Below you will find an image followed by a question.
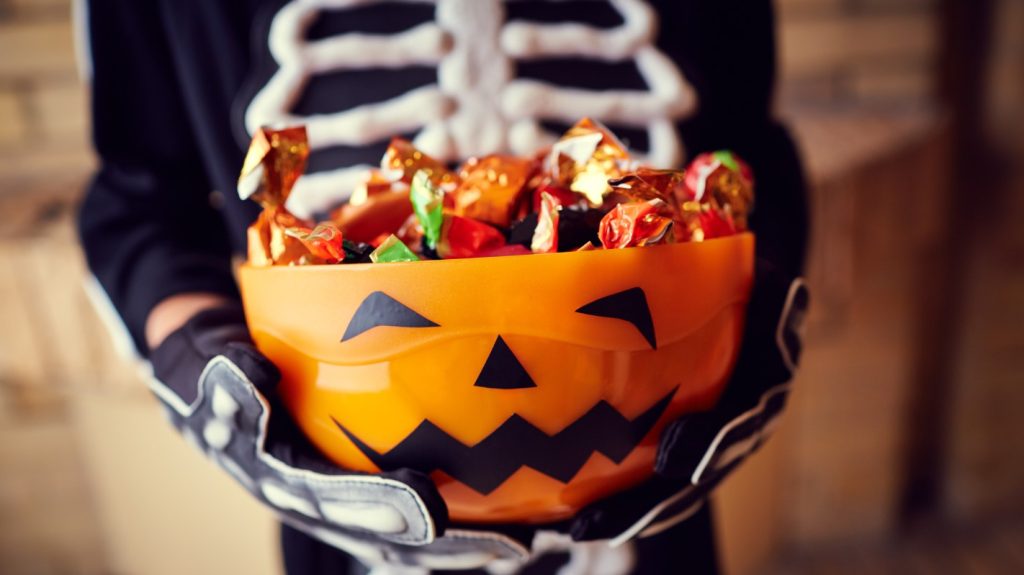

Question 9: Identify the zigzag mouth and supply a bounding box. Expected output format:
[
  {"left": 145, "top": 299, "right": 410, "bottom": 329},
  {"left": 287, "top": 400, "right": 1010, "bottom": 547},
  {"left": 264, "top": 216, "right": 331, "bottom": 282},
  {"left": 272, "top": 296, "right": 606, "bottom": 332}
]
[{"left": 332, "top": 387, "right": 677, "bottom": 495}]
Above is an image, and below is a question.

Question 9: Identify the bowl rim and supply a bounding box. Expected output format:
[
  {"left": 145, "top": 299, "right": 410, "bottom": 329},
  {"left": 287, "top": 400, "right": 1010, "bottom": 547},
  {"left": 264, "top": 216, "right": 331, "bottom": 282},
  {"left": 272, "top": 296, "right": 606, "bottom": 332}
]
[{"left": 240, "top": 232, "right": 755, "bottom": 273}]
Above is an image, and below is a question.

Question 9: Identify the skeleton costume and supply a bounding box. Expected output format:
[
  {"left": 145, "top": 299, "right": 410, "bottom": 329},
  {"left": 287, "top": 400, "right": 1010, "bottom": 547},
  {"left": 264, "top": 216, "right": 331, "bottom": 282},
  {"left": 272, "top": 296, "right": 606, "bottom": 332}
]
[{"left": 78, "top": 0, "right": 809, "bottom": 573}]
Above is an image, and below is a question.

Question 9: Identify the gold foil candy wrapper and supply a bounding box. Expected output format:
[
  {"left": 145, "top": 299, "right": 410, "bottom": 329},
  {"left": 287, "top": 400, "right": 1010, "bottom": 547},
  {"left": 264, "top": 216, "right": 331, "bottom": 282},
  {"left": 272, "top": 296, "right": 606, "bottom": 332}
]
[
  {"left": 453, "top": 155, "right": 535, "bottom": 228},
  {"left": 247, "top": 207, "right": 314, "bottom": 266},
  {"left": 238, "top": 126, "right": 310, "bottom": 208},
  {"left": 607, "top": 168, "right": 687, "bottom": 214},
  {"left": 381, "top": 138, "right": 458, "bottom": 190},
  {"left": 549, "top": 118, "right": 632, "bottom": 206}
]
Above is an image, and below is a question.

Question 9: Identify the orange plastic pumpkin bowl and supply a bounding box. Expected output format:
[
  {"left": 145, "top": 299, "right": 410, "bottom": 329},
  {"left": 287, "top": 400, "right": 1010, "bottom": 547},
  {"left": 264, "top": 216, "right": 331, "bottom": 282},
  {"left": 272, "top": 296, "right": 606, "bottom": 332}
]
[{"left": 238, "top": 233, "right": 755, "bottom": 524}]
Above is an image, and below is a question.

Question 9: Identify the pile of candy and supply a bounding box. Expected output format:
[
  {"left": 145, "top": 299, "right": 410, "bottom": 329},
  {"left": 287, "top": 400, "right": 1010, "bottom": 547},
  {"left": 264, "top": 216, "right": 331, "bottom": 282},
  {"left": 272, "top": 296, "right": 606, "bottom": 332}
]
[{"left": 240, "top": 119, "right": 754, "bottom": 266}]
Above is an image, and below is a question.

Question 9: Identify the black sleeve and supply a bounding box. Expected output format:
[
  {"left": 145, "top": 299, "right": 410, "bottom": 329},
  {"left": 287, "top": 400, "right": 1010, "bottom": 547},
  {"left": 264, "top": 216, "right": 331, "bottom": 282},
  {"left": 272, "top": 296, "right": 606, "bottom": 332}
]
[
  {"left": 658, "top": 0, "right": 810, "bottom": 276},
  {"left": 78, "top": 0, "right": 239, "bottom": 356}
]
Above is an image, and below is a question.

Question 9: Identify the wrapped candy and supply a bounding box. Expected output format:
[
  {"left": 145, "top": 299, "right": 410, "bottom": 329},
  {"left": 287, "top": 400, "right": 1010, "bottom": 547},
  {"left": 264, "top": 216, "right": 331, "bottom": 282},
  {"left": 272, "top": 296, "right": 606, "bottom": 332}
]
[
  {"left": 242, "top": 120, "right": 756, "bottom": 267},
  {"left": 238, "top": 126, "right": 317, "bottom": 266},
  {"left": 508, "top": 206, "right": 602, "bottom": 252},
  {"left": 676, "top": 200, "right": 738, "bottom": 242},
  {"left": 395, "top": 213, "right": 425, "bottom": 253},
  {"left": 410, "top": 169, "right": 445, "bottom": 249},
  {"left": 548, "top": 118, "right": 632, "bottom": 206},
  {"left": 437, "top": 215, "right": 507, "bottom": 259},
  {"left": 532, "top": 183, "right": 580, "bottom": 213},
  {"left": 285, "top": 223, "right": 346, "bottom": 264},
  {"left": 382, "top": 138, "right": 458, "bottom": 189},
  {"left": 238, "top": 126, "right": 310, "bottom": 208},
  {"left": 531, "top": 191, "right": 560, "bottom": 254},
  {"left": 370, "top": 235, "right": 419, "bottom": 263},
  {"left": 608, "top": 168, "right": 686, "bottom": 212},
  {"left": 331, "top": 188, "right": 414, "bottom": 244},
  {"left": 247, "top": 207, "right": 314, "bottom": 266},
  {"left": 683, "top": 151, "right": 754, "bottom": 229},
  {"left": 599, "top": 200, "right": 676, "bottom": 249},
  {"left": 453, "top": 155, "right": 534, "bottom": 228}
]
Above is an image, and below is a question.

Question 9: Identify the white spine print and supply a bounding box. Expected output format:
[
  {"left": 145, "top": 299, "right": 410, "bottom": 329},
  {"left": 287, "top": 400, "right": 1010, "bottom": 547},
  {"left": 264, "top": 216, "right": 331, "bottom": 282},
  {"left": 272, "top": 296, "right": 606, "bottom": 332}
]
[{"left": 245, "top": 0, "right": 694, "bottom": 218}]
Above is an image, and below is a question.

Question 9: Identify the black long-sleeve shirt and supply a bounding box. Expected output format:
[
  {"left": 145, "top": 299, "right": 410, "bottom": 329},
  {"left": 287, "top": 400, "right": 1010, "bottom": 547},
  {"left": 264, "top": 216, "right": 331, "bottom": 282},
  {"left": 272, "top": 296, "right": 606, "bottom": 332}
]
[
  {"left": 79, "top": 0, "right": 807, "bottom": 356},
  {"left": 78, "top": 4, "right": 807, "bottom": 570}
]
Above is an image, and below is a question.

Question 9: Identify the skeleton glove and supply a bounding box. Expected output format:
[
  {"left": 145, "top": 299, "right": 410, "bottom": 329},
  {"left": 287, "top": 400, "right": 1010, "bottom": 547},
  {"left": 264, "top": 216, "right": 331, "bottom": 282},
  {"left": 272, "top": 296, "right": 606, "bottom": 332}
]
[
  {"left": 147, "top": 303, "right": 454, "bottom": 557},
  {"left": 569, "top": 259, "right": 809, "bottom": 543}
]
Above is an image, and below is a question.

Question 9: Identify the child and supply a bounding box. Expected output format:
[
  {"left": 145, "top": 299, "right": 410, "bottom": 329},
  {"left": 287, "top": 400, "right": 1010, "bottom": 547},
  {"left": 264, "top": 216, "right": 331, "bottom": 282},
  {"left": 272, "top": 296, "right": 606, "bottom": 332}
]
[{"left": 79, "top": 1, "right": 808, "bottom": 572}]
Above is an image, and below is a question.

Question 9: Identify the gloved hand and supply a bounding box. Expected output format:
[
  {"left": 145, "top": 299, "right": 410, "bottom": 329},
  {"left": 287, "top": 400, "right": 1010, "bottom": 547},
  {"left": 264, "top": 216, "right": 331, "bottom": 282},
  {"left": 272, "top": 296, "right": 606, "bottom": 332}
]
[
  {"left": 567, "top": 259, "right": 809, "bottom": 544},
  {"left": 147, "top": 303, "right": 532, "bottom": 569}
]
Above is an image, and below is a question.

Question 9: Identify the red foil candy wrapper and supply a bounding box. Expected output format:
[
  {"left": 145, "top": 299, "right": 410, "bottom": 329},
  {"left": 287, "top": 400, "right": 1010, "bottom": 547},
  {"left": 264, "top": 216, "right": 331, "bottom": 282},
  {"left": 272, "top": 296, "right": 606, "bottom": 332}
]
[
  {"left": 683, "top": 151, "right": 754, "bottom": 229},
  {"left": 382, "top": 138, "right": 458, "bottom": 190},
  {"left": 677, "top": 200, "right": 738, "bottom": 242},
  {"left": 437, "top": 215, "right": 507, "bottom": 259},
  {"left": 532, "top": 183, "right": 580, "bottom": 213},
  {"left": 453, "top": 155, "right": 535, "bottom": 228},
  {"left": 599, "top": 200, "right": 676, "bottom": 249}
]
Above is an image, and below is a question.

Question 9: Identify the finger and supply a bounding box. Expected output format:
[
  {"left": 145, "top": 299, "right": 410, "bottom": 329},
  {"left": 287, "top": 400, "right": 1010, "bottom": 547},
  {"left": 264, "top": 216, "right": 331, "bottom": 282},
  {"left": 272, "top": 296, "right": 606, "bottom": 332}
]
[{"left": 191, "top": 358, "right": 445, "bottom": 544}]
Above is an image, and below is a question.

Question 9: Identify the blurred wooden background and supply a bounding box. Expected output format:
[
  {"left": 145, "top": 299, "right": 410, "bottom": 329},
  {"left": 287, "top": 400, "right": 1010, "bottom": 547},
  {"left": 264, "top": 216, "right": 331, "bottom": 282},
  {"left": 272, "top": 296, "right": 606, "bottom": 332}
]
[{"left": 1, "top": 0, "right": 1022, "bottom": 574}]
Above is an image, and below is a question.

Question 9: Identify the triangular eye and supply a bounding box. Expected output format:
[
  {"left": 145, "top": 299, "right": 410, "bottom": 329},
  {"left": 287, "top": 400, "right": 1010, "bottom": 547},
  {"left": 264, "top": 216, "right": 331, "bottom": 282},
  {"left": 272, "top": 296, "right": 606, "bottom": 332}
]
[
  {"left": 342, "top": 291, "right": 439, "bottom": 342},
  {"left": 576, "top": 287, "right": 657, "bottom": 349}
]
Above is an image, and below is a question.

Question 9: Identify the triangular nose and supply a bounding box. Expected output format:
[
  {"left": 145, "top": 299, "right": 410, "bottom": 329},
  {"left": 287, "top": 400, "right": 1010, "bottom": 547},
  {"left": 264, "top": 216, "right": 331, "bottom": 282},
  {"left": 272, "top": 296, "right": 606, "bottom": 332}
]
[{"left": 474, "top": 336, "right": 537, "bottom": 390}]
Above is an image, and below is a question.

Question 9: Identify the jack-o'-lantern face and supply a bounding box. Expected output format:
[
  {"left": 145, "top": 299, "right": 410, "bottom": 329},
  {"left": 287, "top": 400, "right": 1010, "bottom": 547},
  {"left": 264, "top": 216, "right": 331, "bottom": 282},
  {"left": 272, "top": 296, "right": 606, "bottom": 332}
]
[{"left": 239, "top": 234, "right": 754, "bottom": 523}]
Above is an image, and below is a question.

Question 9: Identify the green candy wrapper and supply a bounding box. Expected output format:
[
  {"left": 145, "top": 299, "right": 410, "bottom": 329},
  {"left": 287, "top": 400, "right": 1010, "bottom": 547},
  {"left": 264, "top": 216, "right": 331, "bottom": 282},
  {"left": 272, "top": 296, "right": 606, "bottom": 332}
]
[
  {"left": 410, "top": 169, "right": 444, "bottom": 249},
  {"left": 370, "top": 234, "right": 419, "bottom": 263}
]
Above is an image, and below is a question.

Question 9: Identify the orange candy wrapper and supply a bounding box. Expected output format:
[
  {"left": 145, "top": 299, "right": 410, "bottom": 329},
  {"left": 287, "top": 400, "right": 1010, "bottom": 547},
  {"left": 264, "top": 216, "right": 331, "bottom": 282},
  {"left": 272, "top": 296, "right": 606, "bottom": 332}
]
[
  {"left": 240, "top": 118, "right": 755, "bottom": 266},
  {"left": 599, "top": 200, "right": 676, "bottom": 249},
  {"left": 453, "top": 155, "right": 535, "bottom": 228},
  {"left": 381, "top": 138, "right": 458, "bottom": 190},
  {"left": 330, "top": 188, "right": 414, "bottom": 244}
]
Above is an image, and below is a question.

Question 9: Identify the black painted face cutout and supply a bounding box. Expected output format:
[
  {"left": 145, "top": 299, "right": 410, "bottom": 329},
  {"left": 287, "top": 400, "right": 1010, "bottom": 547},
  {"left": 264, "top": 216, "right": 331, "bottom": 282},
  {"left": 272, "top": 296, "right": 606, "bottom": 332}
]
[
  {"left": 576, "top": 287, "right": 657, "bottom": 349},
  {"left": 341, "top": 291, "right": 438, "bottom": 342},
  {"left": 333, "top": 386, "right": 677, "bottom": 494},
  {"left": 474, "top": 336, "right": 537, "bottom": 390}
]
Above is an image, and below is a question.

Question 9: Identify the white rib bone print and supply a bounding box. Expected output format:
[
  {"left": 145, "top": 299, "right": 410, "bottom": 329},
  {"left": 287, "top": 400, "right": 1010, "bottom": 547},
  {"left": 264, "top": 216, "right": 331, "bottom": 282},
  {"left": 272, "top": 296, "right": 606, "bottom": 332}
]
[{"left": 245, "top": 0, "right": 696, "bottom": 219}]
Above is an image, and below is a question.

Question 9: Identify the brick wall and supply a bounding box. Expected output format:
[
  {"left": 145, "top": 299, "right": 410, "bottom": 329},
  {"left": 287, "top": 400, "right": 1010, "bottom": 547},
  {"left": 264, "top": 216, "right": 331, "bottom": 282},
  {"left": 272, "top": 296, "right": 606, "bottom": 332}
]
[
  {"left": 776, "top": 0, "right": 940, "bottom": 108},
  {"left": 0, "top": 0, "right": 93, "bottom": 192}
]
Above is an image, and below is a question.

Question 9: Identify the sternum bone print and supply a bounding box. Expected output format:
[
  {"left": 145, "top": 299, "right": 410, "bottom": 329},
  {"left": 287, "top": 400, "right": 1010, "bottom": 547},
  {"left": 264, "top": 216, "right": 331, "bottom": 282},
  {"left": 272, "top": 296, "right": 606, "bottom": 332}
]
[
  {"left": 428, "top": 0, "right": 511, "bottom": 159},
  {"left": 245, "top": 0, "right": 694, "bottom": 219}
]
